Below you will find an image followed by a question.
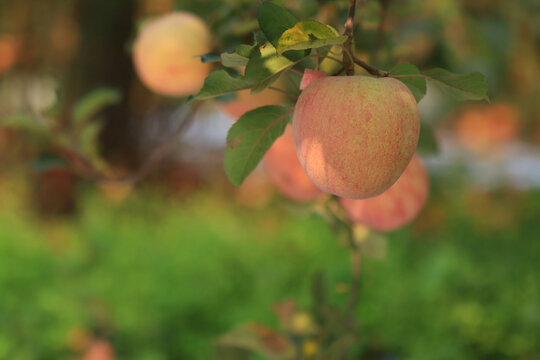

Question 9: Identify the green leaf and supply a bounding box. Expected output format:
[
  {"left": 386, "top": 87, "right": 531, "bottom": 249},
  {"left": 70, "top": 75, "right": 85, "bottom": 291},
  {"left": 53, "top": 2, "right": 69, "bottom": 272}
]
[
  {"left": 225, "top": 105, "right": 292, "bottom": 186},
  {"left": 389, "top": 62, "right": 426, "bottom": 103},
  {"left": 0, "top": 113, "right": 49, "bottom": 132},
  {"left": 72, "top": 88, "right": 121, "bottom": 125},
  {"left": 276, "top": 20, "right": 347, "bottom": 54},
  {"left": 79, "top": 120, "right": 108, "bottom": 171},
  {"left": 257, "top": 1, "right": 306, "bottom": 61},
  {"left": 417, "top": 124, "right": 439, "bottom": 155},
  {"left": 30, "top": 154, "right": 68, "bottom": 172},
  {"left": 199, "top": 52, "right": 221, "bottom": 63},
  {"left": 423, "top": 68, "right": 489, "bottom": 102},
  {"left": 245, "top": 44, "right": 293, "bottom": 94},
  {"left": 221, "top": 45, "right": 256, "bottom": 68},
  {"left": 194, "top": 70, "right": 253, "bottom": 100}
]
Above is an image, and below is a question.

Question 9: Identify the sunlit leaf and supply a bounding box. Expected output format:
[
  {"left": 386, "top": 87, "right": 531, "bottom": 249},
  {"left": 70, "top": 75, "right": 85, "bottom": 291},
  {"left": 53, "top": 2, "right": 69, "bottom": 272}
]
[
  {"left": 276, "top": 20, "right": 347, "bottom": 54},
  {"left": 225, "top": 105, "right": 291, "bottom": 186},
  {"left": 244, "top": 43, "right": 293, "bottom": 94},
  {"left": 257, "top": 1, "right": 306, "bottom": 61}
]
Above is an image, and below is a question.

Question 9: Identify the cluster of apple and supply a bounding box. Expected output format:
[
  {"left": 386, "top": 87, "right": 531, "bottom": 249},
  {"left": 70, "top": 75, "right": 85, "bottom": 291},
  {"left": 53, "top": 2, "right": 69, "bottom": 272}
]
[{"left": 132, "top": 11, "right": 429, "bottom": 233}]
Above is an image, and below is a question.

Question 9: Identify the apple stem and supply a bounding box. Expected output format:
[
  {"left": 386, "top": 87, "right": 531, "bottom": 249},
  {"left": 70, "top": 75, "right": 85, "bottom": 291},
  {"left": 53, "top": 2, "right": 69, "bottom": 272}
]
[{"left": 342, "top": 0, "right": 389, "bottom": 77}]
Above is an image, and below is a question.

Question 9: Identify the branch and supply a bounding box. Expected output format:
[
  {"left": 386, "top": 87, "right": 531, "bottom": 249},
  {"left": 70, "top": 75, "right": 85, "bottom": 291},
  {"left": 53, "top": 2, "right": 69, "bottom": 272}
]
[
  {"left": 341, "top": 45, "right": 389, "bottom": 77},
  {"left": 58, "top": 102, "right": 202, "bottom": 185},
  {"left": 340, "top": 0, "right": 389, "bottom": 77}
]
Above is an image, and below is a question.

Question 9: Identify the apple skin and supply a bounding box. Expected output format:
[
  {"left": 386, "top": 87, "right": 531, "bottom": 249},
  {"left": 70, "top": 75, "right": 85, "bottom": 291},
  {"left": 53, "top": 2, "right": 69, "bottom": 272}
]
[
  {"left": 293, "top": 75, "right": 420, "bottom": 199},
  {"left": 339, "top": 154, "right": 429, "bottom": 232},
  {"left": 133, "top": 12, "right": 211, "bottom": 97},
  {"left": 264, "top": 126, "right": 322, "bottom": 202}
]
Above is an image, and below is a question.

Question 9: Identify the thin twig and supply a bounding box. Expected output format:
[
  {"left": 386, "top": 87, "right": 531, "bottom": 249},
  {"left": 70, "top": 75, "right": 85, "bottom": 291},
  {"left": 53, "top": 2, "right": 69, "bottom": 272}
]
[
  {"left": 268, "top": 86, "right": 298, "bottom": 100},
  {"left": 123, "top": 102, "right": 201, "bottom": 184},
  {"left": 314, "top": 48, "right": 320, "bottom": 71},
  {"left": 288, "top": 68, "right": 303, "bottom": 75},
  {"left": 56, "top": 102, "right": 202, "bottom": 185},
  {"left": 342, "top": 46, "right": 389, "bottom": 77}
]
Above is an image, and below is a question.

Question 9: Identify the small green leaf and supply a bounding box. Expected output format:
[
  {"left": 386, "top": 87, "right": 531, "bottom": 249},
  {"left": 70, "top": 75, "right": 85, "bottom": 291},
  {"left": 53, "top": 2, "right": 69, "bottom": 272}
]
[
  {"left": 221, "top": 45, "right": 256, "bottom": 68},
  {"left": 30, "top": 154, "right": 68, "bottom": 172},
  {"left": 79, "top": 120, "right": 108, "bottom": 171},
  {"left": 194, "top": 70, "right": 253, "bottom": 100},
  {"left": 199, "top": 52, "right": 221, "bottom": 63},
  {"left": 72, "top": 88, "right": 121, "bottom": 125},
  {"left": 276, "top": 20, "right": 347, "bottom": 54},
  {"left": 417, "top": 124, "right": 439, "bottom": 155},
  {"left": 245, "top": 44, "right": 293, "bottom": 94},
  {"left": 423, "top": 68, "right": 489, "bottom": 102},
  {"left": 0, "top": 113, "right": 49, "bottom": 132},
  {"left": 257, "top": 1, "right": 306, "bottom": 61},
  {"left": 225, "top": 105, "right": 292, "bottom": 186},
  {"left": 389, "top": 62, "right": 426, "bottom": 103}
]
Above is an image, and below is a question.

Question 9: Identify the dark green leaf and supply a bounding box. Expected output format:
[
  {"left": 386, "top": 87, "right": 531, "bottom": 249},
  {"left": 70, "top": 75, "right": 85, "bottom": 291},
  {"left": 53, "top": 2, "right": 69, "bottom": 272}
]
[
  {"left": 417, "top": 124, "right": 439, "bottom": 155},
  {"left": 72, "top": 88, "right": 121, "bottom": 125},
  {"left": 194, "top": 70, "right": 253, "bottom": 100},
  {"left": 389, "top": 63, "right": 426, "bottom": 103},
  {"left": 30, "top": 154, "right": 68, "bottom": 172},
  {"left": 423, "top": 68, "right": 489, "bottom": 102},
  {"left": 257, "top": 1, "right": 306, "bottom": 61},
  {"left": 276, "top": 20, "right": 347, "bottom": 54},
  {"left": 199, "top": 52, "right": 221, "bottom": 63},
  {"left": 225, "top": 105, "right": 292, "bottom": 186}
]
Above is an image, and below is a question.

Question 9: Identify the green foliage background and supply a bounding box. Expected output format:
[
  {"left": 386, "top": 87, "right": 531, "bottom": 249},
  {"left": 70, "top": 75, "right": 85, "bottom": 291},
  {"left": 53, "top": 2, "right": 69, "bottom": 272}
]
[{"left": 0, "top": 176, "right": 539, "bottom": 359}]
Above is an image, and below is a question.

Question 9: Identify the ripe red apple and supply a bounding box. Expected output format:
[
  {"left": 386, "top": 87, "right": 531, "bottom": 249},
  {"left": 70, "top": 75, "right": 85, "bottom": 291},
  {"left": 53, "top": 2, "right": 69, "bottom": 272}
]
[
  {"left": 264, "top": 126, "right": 322, "bottom": 202},
  {"left": 293, "top": 75, "right": 420, "bottom": 199},
  {"left": 339, "top": 154, "right": 429, "bottom": 232},
  {"left": 133, "top": 12, "right": 211, "bottom": 97}
]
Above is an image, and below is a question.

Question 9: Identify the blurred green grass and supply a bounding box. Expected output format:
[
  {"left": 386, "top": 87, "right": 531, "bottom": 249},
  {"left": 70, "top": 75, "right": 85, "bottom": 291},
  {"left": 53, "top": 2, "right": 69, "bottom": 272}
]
[{"left": 0, "top": 177, "right": 539, "bottom": 360}]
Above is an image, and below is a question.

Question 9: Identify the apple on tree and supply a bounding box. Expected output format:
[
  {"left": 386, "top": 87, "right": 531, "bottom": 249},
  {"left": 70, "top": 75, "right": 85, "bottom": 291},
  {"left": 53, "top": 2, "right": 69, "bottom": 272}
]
[
  {"left": 339, "top": 154, "right": 429, "bottom": 232},
  {"left": 133, "top": 12, "right": 212, "bottom": 97}
]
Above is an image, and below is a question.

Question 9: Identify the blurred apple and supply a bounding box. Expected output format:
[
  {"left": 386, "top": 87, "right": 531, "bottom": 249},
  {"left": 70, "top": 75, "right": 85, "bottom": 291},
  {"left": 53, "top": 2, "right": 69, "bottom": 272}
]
[
  {"left": 133, "top": 12, "right": 212, "bottom": 97},
  {"left": 80, "top": 340, "right": 115, "bottom": 360},
  {"left": 339, "top": 154, "right": 429, "bottom": 232},
  {"left": 264, "top": 126, "right": 322, "bottom": 203},
  {"left": 0, "top": 34, "right": 19, "bottom": 74},
  {"left": 455, "top": 103, "right": 520, "bottom": 153}
]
